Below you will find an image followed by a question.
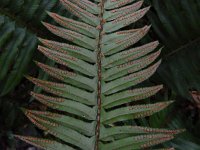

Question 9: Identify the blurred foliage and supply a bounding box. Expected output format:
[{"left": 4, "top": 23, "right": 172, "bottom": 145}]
[{"left": 147, "top": 0, "right": 200, "bottom": 99}]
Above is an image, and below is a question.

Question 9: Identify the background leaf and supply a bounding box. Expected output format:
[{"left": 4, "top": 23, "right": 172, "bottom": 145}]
[{"left": 146, "top": 0, "right": 200, "bottom": 99}]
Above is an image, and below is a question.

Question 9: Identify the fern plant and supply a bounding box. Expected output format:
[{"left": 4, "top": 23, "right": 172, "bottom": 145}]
[{"left": 15, "top": 0, "right": 183, "bottom": 149}]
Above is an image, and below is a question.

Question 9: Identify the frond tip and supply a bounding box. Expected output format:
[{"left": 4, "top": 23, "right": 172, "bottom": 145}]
[{"left": 17, "top": 0, "right": 183, "bottom": 149}]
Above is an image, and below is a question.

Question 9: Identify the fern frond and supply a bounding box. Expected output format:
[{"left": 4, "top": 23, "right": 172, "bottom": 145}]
[{"left": 16, "top": 0, "right": 183, "bottom": 149}]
